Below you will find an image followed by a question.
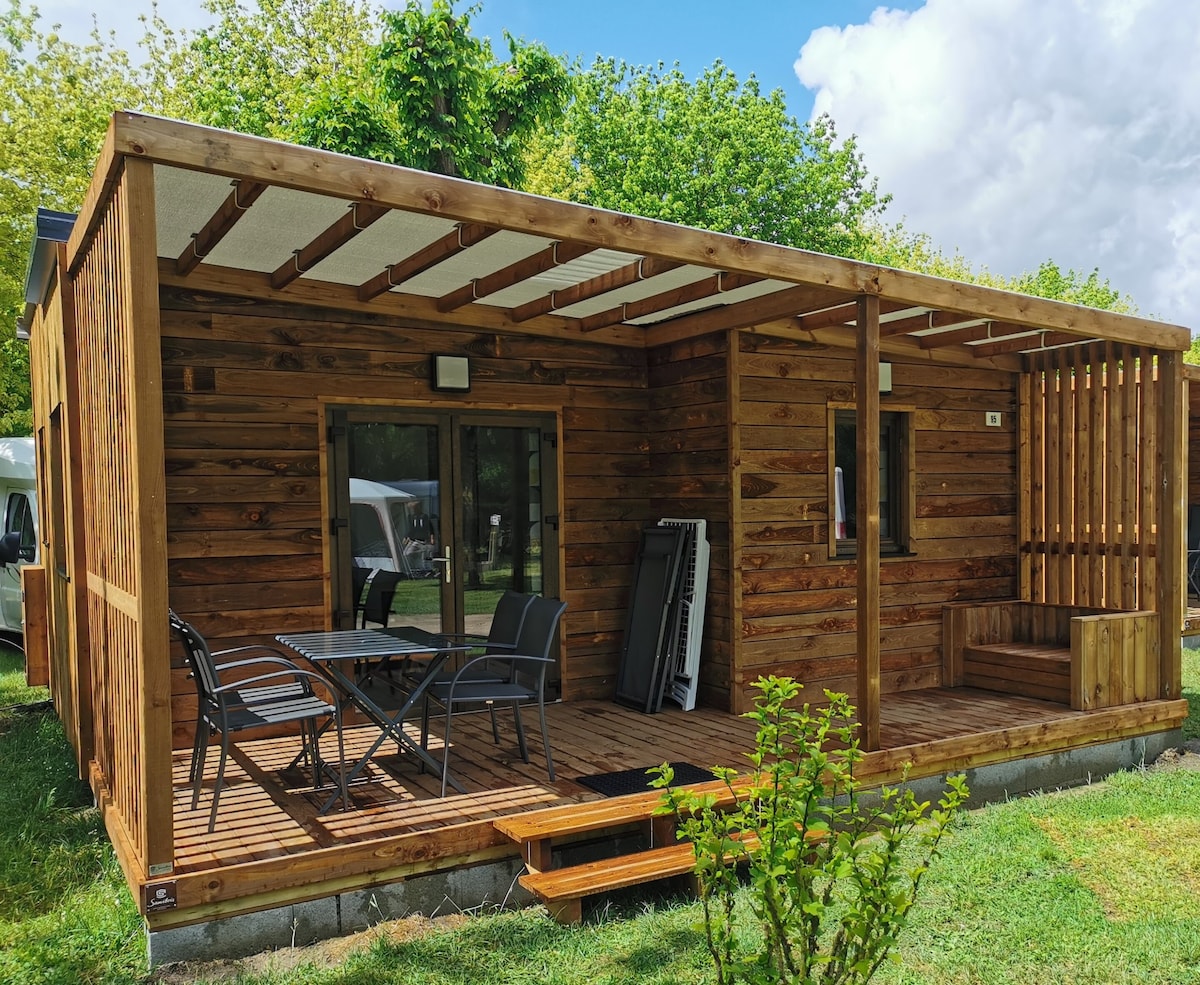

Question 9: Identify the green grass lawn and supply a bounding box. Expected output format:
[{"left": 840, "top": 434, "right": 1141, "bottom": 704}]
[{"left": 1, "top": 641, "right": 1198, "bottom": 984}]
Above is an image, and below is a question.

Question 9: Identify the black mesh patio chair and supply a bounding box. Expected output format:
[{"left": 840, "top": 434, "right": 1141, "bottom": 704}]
[
  {"left": 416, "top": 590, "right": 535, "bottom": 742},
  {"left": 360, "top": 569, "right": 403, "bottom": 628},
  {"left": 169, "top": 610, "right": 347, "bottom": 831},
  {"left": 422, "top": 595, "right": 567, "bottom": 796}
]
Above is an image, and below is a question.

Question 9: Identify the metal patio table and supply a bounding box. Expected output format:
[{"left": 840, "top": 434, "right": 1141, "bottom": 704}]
[{"left": 278, "top": 626, "right": 473, "bottom": 810}]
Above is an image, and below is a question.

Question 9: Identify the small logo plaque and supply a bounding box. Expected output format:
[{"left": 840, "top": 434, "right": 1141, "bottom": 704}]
[{"left": 144, "top": 881, "right": 178, "bottom": 913}]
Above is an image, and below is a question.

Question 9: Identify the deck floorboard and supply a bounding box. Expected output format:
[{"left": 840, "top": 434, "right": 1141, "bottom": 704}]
[{"left": 171, "top": 687, "right": 1094, "bottom": 874}]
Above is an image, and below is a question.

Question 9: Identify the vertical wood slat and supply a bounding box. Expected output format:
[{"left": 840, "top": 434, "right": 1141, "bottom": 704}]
[
  {"left": 1030, "top": 359, "right": 1046, "bottom": 601},
  {"left": 120, "top": 158, "right": 173, "bottom": 874},
  {"left": 1044, "top": 355, "right": 1061, "bottom": 602},
  {"left": 1120, "top": 345, "right": 1139, "bottom": 609},
  {"left": 1018, "top": 373, "right": 1032, "bottom": 600},
  {"left": 1058, "top": 349, "right": 1073, "bottom": 605},
  {"left": 727, "top": 329, "right": 745, "bottom": 714},
  {"left": 1105, "top": 344, "right": 1121, "bottom": 607},
  {"left": 855, "top": 294, "right": 880, "bottom": 752},
  {"left": 1075, "top": 346, "right": 1091, "bottom": 606},
  {"left": 1087, "top": 346, "right": 1106, "bottom": 608}
]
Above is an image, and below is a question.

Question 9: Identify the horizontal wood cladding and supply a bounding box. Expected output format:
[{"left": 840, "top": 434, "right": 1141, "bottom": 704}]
[
  {"left": 160, "top": 295, "right": 658, "bottom": 743},
  {"left": 733, "top": 332, "right": 1019, "bottom": 709}
]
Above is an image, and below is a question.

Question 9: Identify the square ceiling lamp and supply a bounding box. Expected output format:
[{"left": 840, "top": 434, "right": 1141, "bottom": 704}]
[{"left": 431, "top": 354, "right": 471, "bottom": 393}]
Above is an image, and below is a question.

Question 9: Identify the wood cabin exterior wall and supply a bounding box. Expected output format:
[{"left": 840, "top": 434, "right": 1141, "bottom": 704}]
[
  {"left": 158, "top": 290, "right": 738, "bottom": 746},
  {"left": 729, "top": 331, "right": 1021, "bottom": 713},
  {"left": 647, "top": 333, "right": 733, "bottom": 710}
]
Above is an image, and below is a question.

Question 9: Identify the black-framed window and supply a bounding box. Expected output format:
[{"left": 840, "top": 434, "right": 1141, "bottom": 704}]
[{"left": 831, "top": 409, "right": 911, "bottom": 555}]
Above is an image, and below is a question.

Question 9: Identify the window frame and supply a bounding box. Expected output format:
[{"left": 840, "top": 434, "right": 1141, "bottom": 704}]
[{"left": 826, "top": 403, "right": 916, "bottom": 559}]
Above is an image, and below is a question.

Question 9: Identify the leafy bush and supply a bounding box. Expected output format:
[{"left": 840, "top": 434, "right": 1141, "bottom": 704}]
[{"left": 654, "top": 676, "right": 968, "bottom": 985}]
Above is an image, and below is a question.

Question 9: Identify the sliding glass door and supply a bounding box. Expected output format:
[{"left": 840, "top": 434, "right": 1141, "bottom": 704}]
[{"left": 328, "top": 408, "right": 558, "bottom": 648}]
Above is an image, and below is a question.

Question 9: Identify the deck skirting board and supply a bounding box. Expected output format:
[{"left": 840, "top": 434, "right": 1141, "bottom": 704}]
[{"left": 146, "top": 856, "right": 535, "bottom": 967}]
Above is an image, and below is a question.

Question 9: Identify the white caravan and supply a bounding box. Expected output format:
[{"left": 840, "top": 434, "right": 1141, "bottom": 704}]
[
  {"left": 349, "top": 477, "right": 415, "bottom": 575},
  {"left": 0, "top": 437, "right": 38, "bottom": 635}
]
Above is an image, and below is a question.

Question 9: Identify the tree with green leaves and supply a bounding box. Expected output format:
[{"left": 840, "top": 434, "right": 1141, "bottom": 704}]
[
  {"left": 141, "top": 0, "right": 381, "bottom": 142},
  {"left": 0, "top": 3, "right": 154, "bottom": 434},
  {"left": 297, "top": 0, "right": 570, "bottom": 186},
  {"left": 863, "top": 223, "right": 1137, "bottom": 313},
  {"left": 531, "top": 59, "right": 889, "bottom": 257}
]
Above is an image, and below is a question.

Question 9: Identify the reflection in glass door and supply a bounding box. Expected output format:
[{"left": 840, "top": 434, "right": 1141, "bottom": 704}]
[
  {"left": 458, "top": 423, "right": 547, "bottom": 638},
  {"left": 328, "top": 409, "right": 557, "bottom": 643}
]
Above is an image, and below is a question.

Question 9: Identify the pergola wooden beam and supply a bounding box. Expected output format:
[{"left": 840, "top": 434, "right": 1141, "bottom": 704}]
[
  {"left": 357, "top": 222, "right": 497, "bottom": 302},
  {"left": 176, "top": 180, "right": 268, "bottom": 276},
  {"left": 436, "top": 241, "right": 594, "bottom": 313},
  {"left": 918, "top": 323, "right": 993, "bottom": 348},
  {"left": 510, "top": 256, "right": 684, "bottom": 323},
  {"left": 796, "top": 298, "right": 911, "bottom": 331},
  {"left": 971, "top": 330, "right": 1092, "bottom": 358},
  {"left": 879, "top": 309, "right": 981, "bottom": 338},
  {"left": 271, "top": 202, "right": 389, "bottom": 289},
  {"left": 642, "top": 283, "right": 849, "bottom": 347},
  {"left": 580, "top": 271, "right": 763, "bottom": 334}
]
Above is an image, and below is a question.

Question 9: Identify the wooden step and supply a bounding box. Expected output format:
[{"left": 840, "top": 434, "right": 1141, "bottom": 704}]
[
  {"left": 494, "top": 778, "right": 738, "bottom": 871},
  {"left": 520, "top": 832, "right": 761, "bottom": 925},
  {"left": 962, "top": 642, "right": 1071, "bottom": 703}
]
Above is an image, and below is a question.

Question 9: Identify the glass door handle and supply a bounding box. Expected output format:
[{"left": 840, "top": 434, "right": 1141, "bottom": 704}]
[{"left": 430, "top": 546, "right": 452, "bottom": 584}]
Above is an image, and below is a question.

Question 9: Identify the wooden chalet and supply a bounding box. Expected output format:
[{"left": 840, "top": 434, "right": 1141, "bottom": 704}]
[{"left": 17, "top": 112, "right": 1191, "bottom": 953}]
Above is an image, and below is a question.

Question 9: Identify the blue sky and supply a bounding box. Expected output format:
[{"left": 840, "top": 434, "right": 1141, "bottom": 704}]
[
  {"left": 468, "top": 1, "right": 921, "bottom": 120},
  {"left": 28, "top": 0, "right": 1200, "bottom": 329}
]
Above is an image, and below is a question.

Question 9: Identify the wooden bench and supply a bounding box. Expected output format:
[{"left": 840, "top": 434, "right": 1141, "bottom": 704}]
[
  {"left": 961, "top": 640, "right": 1071, "bottom": 703},
  {"left": 944, "top": 601, "right": 1160, "bottom": 710}
]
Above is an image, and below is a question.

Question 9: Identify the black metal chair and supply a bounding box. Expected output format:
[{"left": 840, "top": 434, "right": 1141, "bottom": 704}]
[
  {"left": 423, "top": 595, "right": 567, "bottom": 796},
  {"left": 169, "top": 610, "right": 347, "bottom": 831},
  {"left": 417, "top": 589, "right": 535, "bottom": 742},
  {"left": 360, "top": 569, "right": 403, "bottom": 628}
]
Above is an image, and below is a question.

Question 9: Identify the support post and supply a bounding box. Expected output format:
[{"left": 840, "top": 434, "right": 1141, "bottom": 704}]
[
  {"left": 856, "top": 294, "right": 881, "bottom": 751},
  {"left": 1158, "top": 351, "right": 1183, "bottom": 699}
]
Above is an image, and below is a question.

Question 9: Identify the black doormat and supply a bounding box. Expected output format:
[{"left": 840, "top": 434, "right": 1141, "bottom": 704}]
[{"left": 576, "top": 761, "right": 717, "bottom": 798}]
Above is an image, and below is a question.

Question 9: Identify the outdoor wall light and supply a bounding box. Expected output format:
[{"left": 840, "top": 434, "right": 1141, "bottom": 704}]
[
  {"left": 879, "top": 362, "right": 893, "bottom": 394},
  {"left": 431, "top": 354, "right": 471, "bottom": 392}
]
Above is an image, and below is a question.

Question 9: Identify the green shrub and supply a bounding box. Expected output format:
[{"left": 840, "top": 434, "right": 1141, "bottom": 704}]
[{"left": 654, "top": 676, "right": 968, "bottom": 985}]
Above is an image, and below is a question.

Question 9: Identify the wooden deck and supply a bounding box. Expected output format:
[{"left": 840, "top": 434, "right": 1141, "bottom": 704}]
[{"left": 151, "top": 688, "right": 1187, "bottom": 930}]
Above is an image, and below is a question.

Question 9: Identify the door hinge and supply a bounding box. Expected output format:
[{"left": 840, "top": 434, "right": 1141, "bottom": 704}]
[
  {"left": 542, "top": 432, "right": 558, "bottom": 449},
  {"left": 544, "top": 514, "right": 560, "bottom": 531},
  {"left": 327, "top": 424, "right": 346, "bottom": 442},
  {"left": 329, "top": 516, "right": 348, "bottom": 535}
]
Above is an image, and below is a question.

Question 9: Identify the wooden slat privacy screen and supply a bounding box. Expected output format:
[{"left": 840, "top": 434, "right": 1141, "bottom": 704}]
[
  {"left": 1025, "top": 345, "right": 1158, "bottom": 610},
  {"left": 70, "top": 162, "right": 172, "bottom": 880}
]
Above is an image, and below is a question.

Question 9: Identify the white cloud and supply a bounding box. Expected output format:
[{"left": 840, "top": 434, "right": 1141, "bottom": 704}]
[{"left": 795, "top": 0, "right": 1200, "bottom": 327}]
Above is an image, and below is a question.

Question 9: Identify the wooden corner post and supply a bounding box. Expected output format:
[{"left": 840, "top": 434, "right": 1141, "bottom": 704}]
[
  {"left": 1157, "top": 350, "right": 1183, "bottom": 699},
  {"left": 856, "top": 294, "right": 881, "bottom": 751}
]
